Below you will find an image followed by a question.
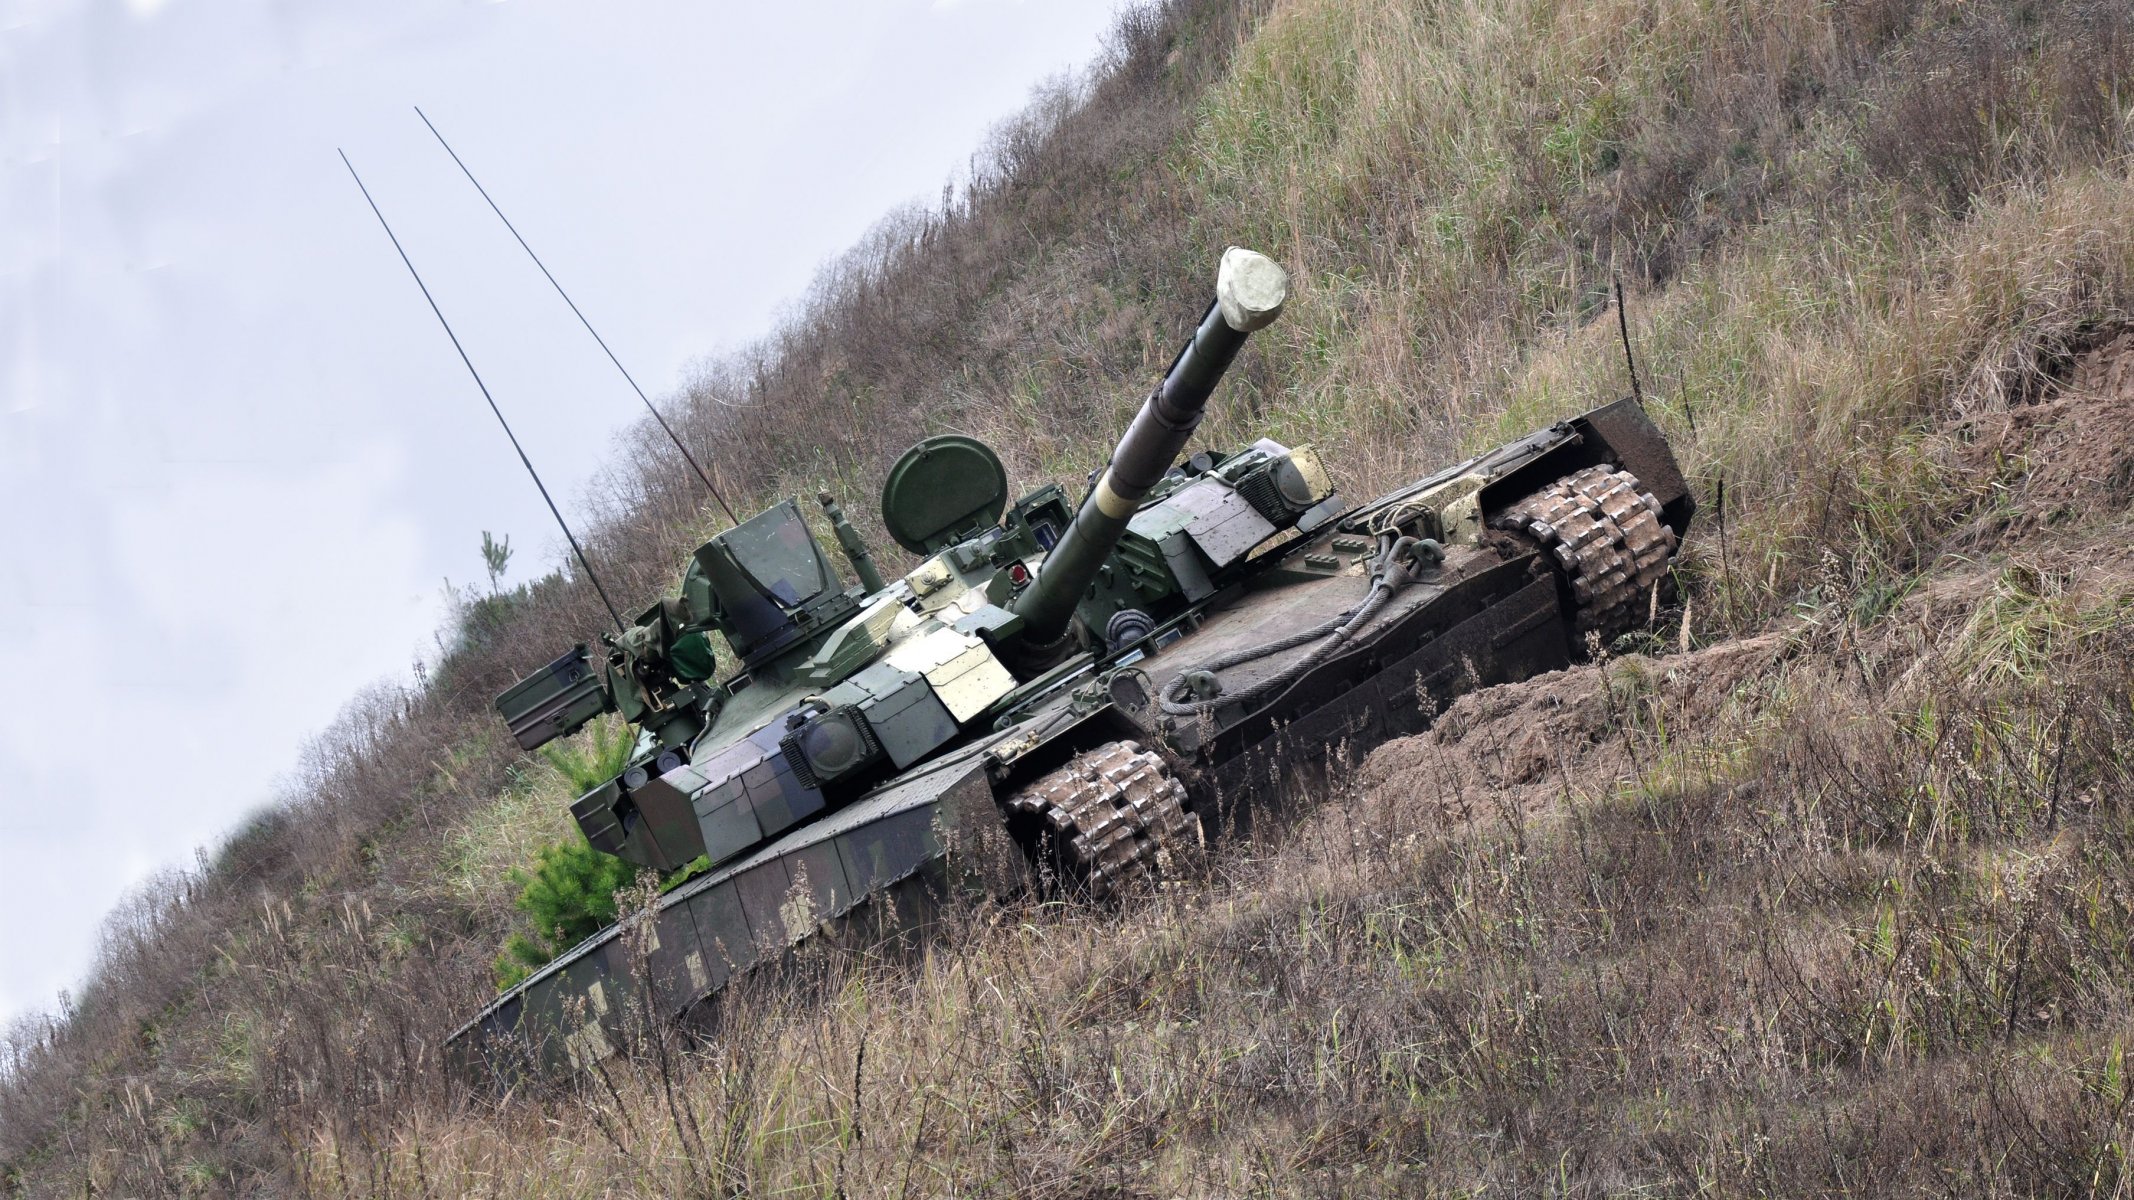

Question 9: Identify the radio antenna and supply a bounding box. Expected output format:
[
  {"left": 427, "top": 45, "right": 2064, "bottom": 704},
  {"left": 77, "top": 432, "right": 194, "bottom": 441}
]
[
  {"left": 340, "top": 149, "right": 626, "bottom": 633},
  {"left": 414, "top": 106, "right": 739, "bottom": 524},
  {"left": 1613, "top": 271, "right": 1645, "bottom": 402}
]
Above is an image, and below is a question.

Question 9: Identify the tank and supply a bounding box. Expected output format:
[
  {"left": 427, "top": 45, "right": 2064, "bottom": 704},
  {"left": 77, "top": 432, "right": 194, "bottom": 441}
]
[{"left": 448, "top": 247, "right": 1694, "bottom": 1083}]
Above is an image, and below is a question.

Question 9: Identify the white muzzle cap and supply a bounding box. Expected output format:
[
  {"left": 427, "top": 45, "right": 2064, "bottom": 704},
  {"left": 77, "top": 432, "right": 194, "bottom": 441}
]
[{"left": 1215, "top": 247, "right": 1289, "bottom": 332}]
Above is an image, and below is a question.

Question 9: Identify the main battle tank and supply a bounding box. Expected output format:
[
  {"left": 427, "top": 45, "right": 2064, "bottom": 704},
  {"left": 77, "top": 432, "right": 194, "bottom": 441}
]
[{"left": 449, "top": 248, "right": 1693, "bottom": 1082}]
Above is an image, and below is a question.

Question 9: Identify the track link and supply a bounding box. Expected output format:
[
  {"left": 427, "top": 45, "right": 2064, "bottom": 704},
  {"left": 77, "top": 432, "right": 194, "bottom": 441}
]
[
  {"left": 1492, "top": 465, "right": 1678, "bottom": 635},
  {"left": 1002, "top": 741, "right": 1194, "bottom": 897}
]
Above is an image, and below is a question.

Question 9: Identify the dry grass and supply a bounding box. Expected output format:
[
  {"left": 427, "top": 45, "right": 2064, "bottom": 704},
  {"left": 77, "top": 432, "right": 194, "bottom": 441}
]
[
  {"left": 278, "top": 559, "right": 2134, "bottom": 1195},
  {"left": 8, "top": 0, "right": 2134, "bottom": 1194}
]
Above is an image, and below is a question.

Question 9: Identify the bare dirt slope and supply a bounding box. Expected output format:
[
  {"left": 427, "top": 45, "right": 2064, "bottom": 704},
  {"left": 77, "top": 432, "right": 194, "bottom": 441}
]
[{"left": 1359, "top": 632, "right": 1793, "bottom": 816}]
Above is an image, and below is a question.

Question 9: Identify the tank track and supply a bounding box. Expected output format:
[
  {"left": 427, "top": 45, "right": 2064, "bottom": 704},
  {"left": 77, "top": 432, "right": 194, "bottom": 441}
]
[
  {"left": 1491, "top": 465, "right": 1678, "bottom": 635},
  {"left": 1003, "top": 741, "right": 1193, "bottom": 897}
]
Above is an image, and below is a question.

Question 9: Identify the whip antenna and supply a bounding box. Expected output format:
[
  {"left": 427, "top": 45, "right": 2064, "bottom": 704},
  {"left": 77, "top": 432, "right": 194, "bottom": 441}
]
[
  {"left": 1613, "top": 271, "right": 1645, "bottom": 402},
  {"left": 414, "top": 106, "right": 740, "bottom": 524},
  {"left": 339, "top": 149, "right": 626, "bottom": 633}
]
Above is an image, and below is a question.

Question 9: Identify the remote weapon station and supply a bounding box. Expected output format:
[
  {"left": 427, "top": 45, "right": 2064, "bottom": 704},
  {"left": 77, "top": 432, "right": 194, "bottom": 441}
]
[
  {"left": 348, "top": 118, "right": 1691, "bottom": 1087},
  {"left": 437, "top": 244, "right": 1693, "bottom": 1082}
]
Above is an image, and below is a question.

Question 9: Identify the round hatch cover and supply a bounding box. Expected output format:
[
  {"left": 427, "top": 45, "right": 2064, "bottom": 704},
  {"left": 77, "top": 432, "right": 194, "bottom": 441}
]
[{"left": 880, "top": 434, "right": 1009, "bottom": 554}]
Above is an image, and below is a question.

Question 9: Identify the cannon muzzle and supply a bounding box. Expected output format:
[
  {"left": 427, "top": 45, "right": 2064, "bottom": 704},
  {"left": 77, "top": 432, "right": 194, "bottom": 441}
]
[{"left": 1009, "top": 248, "right": 1288, "bottom": 650}]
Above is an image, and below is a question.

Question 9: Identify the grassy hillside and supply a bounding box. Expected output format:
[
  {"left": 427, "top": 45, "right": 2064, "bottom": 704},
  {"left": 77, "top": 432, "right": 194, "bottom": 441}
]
[{"left": 7, "top": 0, "right": 2134, "bottom": 1194}]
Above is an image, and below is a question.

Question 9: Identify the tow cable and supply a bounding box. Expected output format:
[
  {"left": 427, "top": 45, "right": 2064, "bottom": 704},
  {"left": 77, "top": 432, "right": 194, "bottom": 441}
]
[{"left": 1157, "top": 534, "right": 1442, "bottom": 717}]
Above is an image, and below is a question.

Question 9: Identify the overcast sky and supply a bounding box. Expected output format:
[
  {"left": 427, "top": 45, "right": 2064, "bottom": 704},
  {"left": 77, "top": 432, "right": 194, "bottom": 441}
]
[{"left": 0, "top": 0, "right": 1126, "bottom": 1031}]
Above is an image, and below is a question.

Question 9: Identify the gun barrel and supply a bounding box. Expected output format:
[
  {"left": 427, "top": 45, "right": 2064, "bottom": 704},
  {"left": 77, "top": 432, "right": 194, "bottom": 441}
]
[{"left": 1010, "top": 248, "right": 1287, "bottom": 647}]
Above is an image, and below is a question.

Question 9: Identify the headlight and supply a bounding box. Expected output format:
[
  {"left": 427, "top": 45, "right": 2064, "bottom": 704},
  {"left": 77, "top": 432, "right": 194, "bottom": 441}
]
[{"left": 780, "top": 705, "right": 881, "bottom": 786}]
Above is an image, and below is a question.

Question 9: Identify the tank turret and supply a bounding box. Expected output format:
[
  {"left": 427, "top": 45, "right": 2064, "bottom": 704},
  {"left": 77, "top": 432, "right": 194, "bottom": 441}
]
[
  {"left": 1007, "top": 247, "right": 1289, "bottom": 655},
  {"left": 495, "top": 249, "right": 1302, "bottom": 883}
]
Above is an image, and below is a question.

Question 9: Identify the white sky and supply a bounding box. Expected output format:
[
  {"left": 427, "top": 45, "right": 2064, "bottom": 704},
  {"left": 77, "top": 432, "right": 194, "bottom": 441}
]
[{"left": 0, "top": 0, "right": 1126, "bottom": 1030}]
